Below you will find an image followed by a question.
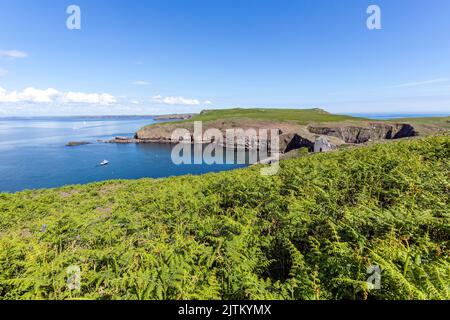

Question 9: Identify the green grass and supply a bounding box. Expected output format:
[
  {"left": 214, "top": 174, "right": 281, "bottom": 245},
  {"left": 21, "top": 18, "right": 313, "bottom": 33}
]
[
  {"left": 400, "top": 116, "right": 450, "bottom": 128},
  {"left": 169, "top": 108, "right": 363, "bottom": 125},
  {"left": 0, "top": 135, "right": 449, "bottom": 300}
]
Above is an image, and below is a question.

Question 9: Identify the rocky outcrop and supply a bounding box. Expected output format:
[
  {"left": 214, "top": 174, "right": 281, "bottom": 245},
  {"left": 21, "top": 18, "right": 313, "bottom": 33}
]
[
  {"left": 153, "top": 114, "right": 194, "bottom": 121},
  {"left": 100, "top": 137, "right": 151, "bottom": 144},
  {"left": 135, "top": 124, "right": 185, "bottom": 142},
  {"left": 131, "top": 120, "right": 418, "bottom": 155},
  {"left": 279, "top": 133, "right": 315, "bottom": 153},
  {"left": 66, "top": 141, "right": 91, "bottom": 147},
  {"left": 135, "top": 120, "right": 339, "bottom": 153},
  {"left": 307, "top": 123, "right": 417, "bottom": 143}
]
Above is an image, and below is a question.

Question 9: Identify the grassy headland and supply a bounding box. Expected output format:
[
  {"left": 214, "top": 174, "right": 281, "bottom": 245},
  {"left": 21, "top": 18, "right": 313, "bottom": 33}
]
[
  {"left": 0, "top": 134, "right": 449, "bottom": 299},
  {"left": 187, "top": 108, "right": 362, "bottom": 124},
  {"left": 135, "top": 108, "right": 449, "bottom": 149},
  {"left": 152, "top": 108, "right": 449, "bottom": 128}
]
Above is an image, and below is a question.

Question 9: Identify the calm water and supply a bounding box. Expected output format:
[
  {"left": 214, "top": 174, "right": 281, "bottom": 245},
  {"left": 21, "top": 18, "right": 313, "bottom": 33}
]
[{"left": 0, "top": 117, "right": 247, "bottom": 193}]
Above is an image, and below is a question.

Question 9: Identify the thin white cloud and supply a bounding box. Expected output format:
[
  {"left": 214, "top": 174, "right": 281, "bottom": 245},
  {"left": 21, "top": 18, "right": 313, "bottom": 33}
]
[
  {"left": 204, "top": 100, "right": 213, "bottom": 105},
  {"left": 132, "top": 80, "right": 150, "bottom": 85},
  {"left": 63, "top": 92, "right": 117, "bottom": 105},
  {"left": 393, "top": 78, "right": 448, "bottom": 88},
  {"left": 131, "top": 100, "right": 140, "bottom": 105},
  {"left": 0, "top": 86, "right": 117, "bottom": 105},
  {"left": 152, "top": 95, "right": 201, "bottom": 106},
  {"left": 0, "top": 69, "right": 8, "bottom": 77},
  {"left": 0, "top": 50, "right": 28, "bottom": 59},
  {"left": 0, "top": 86, "right": 59, "bottom": 103}
]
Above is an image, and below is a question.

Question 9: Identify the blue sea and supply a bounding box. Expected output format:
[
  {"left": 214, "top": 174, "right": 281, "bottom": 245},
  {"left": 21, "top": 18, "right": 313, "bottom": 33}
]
[
  {"left": 0, "top": 117, "right": 247, "bottom": 193},
  {"left": 0, "top": 113, "right": 448, "bottom": 193}
]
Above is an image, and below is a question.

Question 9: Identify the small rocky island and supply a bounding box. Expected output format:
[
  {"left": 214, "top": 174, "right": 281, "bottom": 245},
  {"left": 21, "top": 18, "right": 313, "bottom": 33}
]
[{"left": 66, "top": 141, "right": 92, "bottom": 147}]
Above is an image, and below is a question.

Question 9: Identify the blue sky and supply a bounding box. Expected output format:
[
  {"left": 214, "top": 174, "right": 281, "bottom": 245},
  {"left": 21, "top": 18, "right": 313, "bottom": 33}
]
[{"left": 0, "top": 0, "right": 449, "bottom": 116}]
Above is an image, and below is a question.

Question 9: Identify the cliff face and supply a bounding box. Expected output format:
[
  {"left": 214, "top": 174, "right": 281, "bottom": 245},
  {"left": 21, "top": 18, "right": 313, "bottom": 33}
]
[
  {"left": 279, "top": 133, "right": 315, "bottom": 153},
  {"left": 135, "top": 124, "right": 182, "bottom": 142},
  {"left": 136, "top": 122, "right": 312, "bottom": 153},
  {"left": 153, "top": 114, "right": 194, "bottom": 121},
  {"left": 134, "top": 120, "right": 418, "bottom": 153},
  {"left": 307, "top": 123, "right": 417, "bottom": 143},
  {"left": 135, "top": 120, "right": 306, "bottom": 144}
]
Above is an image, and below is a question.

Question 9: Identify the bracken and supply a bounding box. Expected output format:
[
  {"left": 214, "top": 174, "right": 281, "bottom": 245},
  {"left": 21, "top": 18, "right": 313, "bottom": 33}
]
[{"left": 0, "top": 135, "right": 448, "bottom": 300}]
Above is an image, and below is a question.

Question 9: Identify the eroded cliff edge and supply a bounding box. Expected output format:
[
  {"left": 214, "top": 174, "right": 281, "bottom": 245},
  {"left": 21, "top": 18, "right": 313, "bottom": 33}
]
[
  {"left": 106, "top": 108, "right": 449, "bottom": 154},
  {"left": 133, "top": 119, "right": 419, "bottom": 153}
]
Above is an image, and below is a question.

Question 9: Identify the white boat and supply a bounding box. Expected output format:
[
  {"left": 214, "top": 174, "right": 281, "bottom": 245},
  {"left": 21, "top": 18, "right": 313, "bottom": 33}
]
[{"left": 100, "top": 160, "right": 109, "bottom": 166}]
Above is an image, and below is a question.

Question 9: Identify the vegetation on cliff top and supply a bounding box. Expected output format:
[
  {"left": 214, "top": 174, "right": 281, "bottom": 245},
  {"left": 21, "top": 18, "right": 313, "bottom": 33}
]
[
  {"left": 400, "top": 116, "right": 450, "bottom": 129},
  {"left": 145, "top": 108, "right": 363, "bottom": 128},
  {"left": 0, "top": 135, "right": 449, "bottom": 300},
  {"left": 191, "top": 108, "right": 361, "bottom": 124},
  {"left": 190, "top": 108, "right": 450, "bottom": 127},
  {"left": 144, "top": 109, "right": 450, "bottom": 138}
]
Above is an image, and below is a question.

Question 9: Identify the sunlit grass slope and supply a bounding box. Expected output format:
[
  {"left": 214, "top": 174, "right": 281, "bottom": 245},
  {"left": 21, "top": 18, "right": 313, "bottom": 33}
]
[
  {"left": 190, "top": 108, "right": 361, "bottom": 124},
  {"left": 0, "top": 135, "right": 449, "bottom": 300}
]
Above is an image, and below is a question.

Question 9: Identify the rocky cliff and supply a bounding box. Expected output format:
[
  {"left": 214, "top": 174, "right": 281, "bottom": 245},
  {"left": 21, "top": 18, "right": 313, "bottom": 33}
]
[
  {"left": 307, "top": 123, "right": 417, "bottom": 143},
  {"left": 134, "top": 119, "right": 419, "bottom": 153}
]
